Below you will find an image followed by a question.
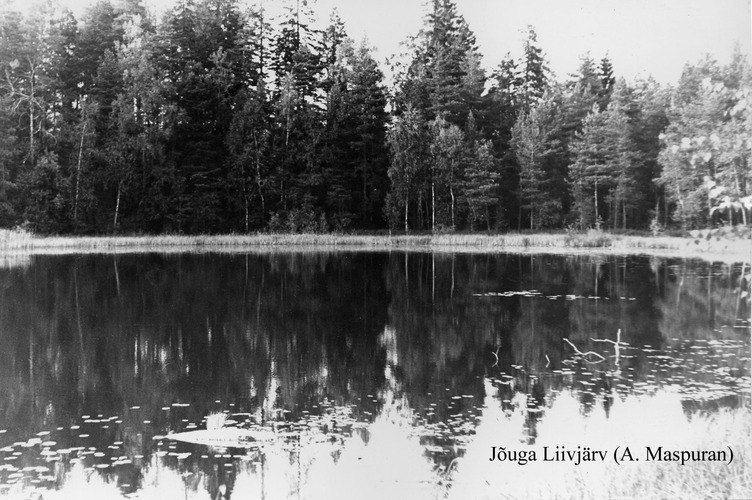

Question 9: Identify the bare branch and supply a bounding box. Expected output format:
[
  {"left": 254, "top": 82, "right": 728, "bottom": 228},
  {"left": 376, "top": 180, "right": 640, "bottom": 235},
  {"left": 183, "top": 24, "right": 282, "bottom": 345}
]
[
  {"left": 491, "top": 346, "right": 500, "bottom": 367},
  {"left": 563, "top": 338, "right": 606, "bottom": 364}
]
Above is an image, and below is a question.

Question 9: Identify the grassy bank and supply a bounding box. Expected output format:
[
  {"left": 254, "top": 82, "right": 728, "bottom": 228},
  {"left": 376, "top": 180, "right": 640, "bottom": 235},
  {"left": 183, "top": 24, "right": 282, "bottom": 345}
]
[{"left": 0, "top": 228, "right": 749, "bottom": 261}]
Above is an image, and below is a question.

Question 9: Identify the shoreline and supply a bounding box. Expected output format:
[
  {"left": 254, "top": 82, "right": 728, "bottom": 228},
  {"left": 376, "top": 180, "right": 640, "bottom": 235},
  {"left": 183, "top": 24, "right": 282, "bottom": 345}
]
[{"left": 0, "top": 231, "right": 749, "bottom": 263}]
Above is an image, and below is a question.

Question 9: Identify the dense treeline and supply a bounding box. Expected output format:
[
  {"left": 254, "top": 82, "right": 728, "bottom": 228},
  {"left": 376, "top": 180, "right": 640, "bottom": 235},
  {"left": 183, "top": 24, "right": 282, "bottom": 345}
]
[{"left": 0, "top": 0, "right": 749, "bottom": 234}]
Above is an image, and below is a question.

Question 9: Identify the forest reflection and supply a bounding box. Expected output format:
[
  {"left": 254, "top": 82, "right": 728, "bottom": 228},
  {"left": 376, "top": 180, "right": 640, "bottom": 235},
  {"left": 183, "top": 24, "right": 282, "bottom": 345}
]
[{"left": 0, "top": 252, "right": 748, "bottom": 498}]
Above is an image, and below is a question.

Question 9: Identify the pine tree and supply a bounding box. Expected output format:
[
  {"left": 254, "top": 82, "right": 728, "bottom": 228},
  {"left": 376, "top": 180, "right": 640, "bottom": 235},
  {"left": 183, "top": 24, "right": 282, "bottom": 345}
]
[
  {"left": 569, "top": 100, "right": 634, "bottom": 229},
  {"left": 265, "top": 0, "right": 328, "bottom": 228},
  {"left": 389, "top": 0, "right": 486, "bottom": 231},
  {"left": 569, "top": 106, "right": 606, "bottom": 228},
  {"left": 604, "top": 101, "right": 636, "bottom": 230},
  {"left": 607, "top": 77, "right": 669, "bottom": 229},
  {"left": 227, "top": 85, "right": 272, "bottom": 231},
  {"left": 512, "top": 96, "right": 561, "bottom": 229},
  {"left": 272, "top": 0, "right": 324, "bottom": 99},
  {"left": 2, "top": 1, "right": 71, "bottom": 230},
  {"left": 0, "top": 95, "right": 18, "bottom": 226},
  {"left": 485, "top": 29, "right": 551, "bottom": 230},
  {"left": 154, "top": 0, "right": 247, "bottom": 232},
  {"left": 599, "top": 55, "right": 615, "bottom": 108},
  {"left": 321, "top": 37, "right": 388, "bottom": 229},
  {"left": 0, "top": 4, "right": 25, "bottom": 225},
  {"left": 463, "top": 138, "right": 499, "bottom": 230},
  {"left": 77, "top": 0, "right": 126, "bottom": 91},
  {"left": 520, "top": 26, "right": 547, "bottom": 111},
  {"left": 115, "top": 15, "right": 167, "bottom": 231},
  {"left": 2, "top": 2, "right": 59, "bottom": 169},
  {"left": 398, "top": 0, "right": 484, "bottom": 127}
]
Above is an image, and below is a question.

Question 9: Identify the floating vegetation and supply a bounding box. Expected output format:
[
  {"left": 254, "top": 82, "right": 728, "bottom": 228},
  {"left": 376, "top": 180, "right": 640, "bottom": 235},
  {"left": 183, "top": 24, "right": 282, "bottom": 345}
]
[
  {"left": 473, "top": 291, "right": 641, "bottom": 301},
  {"left": 473, "top": 290, "right": 542, "bottom": 297},
  {"left": 205, "top": 411, "right": 228, "bottom": 431}
]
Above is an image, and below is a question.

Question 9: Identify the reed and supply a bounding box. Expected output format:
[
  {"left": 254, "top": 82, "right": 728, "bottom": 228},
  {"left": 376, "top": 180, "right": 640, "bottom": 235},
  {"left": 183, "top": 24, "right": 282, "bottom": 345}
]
[
  {"left": 0, "top": 228, "right": 33, "bottom": 249},
  {"left": 0, "top": 229, "right": 748, "bottom": 261}
]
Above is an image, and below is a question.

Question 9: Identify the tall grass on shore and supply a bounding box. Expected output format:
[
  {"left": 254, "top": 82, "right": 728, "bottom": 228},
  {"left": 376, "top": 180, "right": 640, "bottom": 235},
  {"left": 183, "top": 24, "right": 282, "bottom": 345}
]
[
  {"left": 0, "top": 228, "right": 749, "bottom": 260},
  {"left": 0, "top": 228, "right": 33, "bottom": 249}
]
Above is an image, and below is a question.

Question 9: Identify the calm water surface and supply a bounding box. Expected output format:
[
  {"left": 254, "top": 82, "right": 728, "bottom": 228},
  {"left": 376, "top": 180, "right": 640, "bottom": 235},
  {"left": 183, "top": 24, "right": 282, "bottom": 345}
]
[{"left": 0, "top": 252, "right": 749, "bottom": 498}]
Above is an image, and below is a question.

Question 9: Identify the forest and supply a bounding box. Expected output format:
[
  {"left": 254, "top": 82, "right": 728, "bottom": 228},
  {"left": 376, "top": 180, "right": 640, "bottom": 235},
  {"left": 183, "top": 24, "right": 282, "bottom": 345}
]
[{"left": 0, "top": 0, "right": 749, "bottom": 235}]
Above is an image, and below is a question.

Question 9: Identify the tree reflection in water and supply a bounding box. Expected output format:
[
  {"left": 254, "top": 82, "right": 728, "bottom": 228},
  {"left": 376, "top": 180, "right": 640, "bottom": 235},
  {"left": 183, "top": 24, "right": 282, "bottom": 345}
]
[{"left": 0, "top": 252, "right": 748, "bottom": 498}]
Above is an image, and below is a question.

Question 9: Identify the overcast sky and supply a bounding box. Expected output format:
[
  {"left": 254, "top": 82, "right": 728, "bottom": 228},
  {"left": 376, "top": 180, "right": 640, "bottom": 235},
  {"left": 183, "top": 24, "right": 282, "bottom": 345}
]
[
  {"left": 316, "top": 0, "right": 751, "bottom": 84},
  {"left": 44, "top": 0, "right": 752, "bottom": 84}
]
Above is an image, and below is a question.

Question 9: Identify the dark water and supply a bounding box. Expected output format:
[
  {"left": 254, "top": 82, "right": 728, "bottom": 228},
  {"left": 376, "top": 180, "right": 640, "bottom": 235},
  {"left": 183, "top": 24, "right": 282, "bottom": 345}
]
[{"left": 0, "top": 252, "right": 749, "bottom": 498}]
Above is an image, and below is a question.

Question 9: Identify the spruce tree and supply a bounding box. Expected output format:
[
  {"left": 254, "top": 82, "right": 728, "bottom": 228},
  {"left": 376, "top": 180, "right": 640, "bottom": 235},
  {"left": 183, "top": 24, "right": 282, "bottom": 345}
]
[{"left": 512, "top": 96, "right": 561, "bottom": 229}]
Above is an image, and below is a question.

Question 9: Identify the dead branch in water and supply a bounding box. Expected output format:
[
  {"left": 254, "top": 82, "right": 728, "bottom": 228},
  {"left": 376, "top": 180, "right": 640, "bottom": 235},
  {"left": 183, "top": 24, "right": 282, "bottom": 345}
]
[{"left": 563, "top": 338, "right": 606, "bottom": 364}]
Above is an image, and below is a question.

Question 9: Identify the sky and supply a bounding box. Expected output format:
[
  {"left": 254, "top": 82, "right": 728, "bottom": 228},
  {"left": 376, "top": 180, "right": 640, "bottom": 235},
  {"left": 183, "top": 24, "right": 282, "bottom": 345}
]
[
  {"left": 30, "top": 0, "right": 752, "bottom": 84},
  {"left": 314, "top": 0, "right": 751, "bottom": 83}
]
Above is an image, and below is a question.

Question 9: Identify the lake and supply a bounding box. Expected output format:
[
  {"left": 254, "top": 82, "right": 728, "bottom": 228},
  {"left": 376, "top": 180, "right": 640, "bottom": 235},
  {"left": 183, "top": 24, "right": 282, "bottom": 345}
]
[{"left": 0, "top": 252, "right": 749, "bottom": 499}]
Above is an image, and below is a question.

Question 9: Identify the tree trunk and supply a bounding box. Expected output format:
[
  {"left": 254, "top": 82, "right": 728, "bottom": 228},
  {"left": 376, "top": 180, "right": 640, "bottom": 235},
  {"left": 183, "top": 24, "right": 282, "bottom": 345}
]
[
  {"left": 404, "top": 195, "right": 409, "bottom": 233},
  {"left": 594, "top": 179, "right": 599, "bottom": 228},
  {"left": 28, "top": 66, "right": 35, "bottom": 166},
  {"left": 708, "top": 191, "right": 714, "bottom": 228},
  {"left": 245, "top": 194, "right": 249, "bottom": 233},
  {"left": 113, "top": 256, "right": 121, "bottom": 298},
  {"left": 733, "top": 161, "right": 748, "bottom": 226},
  {"left": 418, "top": 191, "right": 423, "bottom": 229},
  {"left": 74, "top": 104, "right": 87, "bottom": 229},
  {"left": 431, "top": 177, "right": 435, "bottom": 232},
  {"left": 449, "top": 160, "right": 456, "bottom": 231},
  {"left": 530, "top": 202, "right": 534, "bottom": 230},
  {"left": 450, "top": 185, "right": 455, "bottom": 231},
  {"left": 431, "top": 253, "right": 435, "bottom": 302},
  {"left": 113, "top": 182, "right": 121, "bottom": 233},
  {"left": 362, "top": 147, "right": 368, "bottom": 224},
  {"left": 254, "top": 133, "right": 265, "bottom": 227}
]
